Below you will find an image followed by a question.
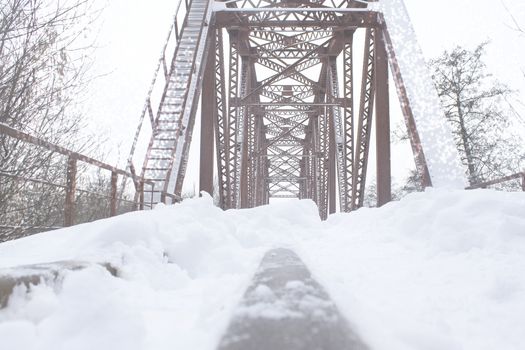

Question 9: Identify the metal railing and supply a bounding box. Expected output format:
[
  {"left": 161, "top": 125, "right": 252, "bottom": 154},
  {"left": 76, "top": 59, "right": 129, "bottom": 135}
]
[
  {"left": 466, "top": 171, "right": 525, "bottom": 191},
  {"left": 0, "top": 123, "right": 155, "bottom": 237}
]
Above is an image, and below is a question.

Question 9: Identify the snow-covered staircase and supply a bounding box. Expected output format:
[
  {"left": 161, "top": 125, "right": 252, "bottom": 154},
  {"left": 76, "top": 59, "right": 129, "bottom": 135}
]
[{"left": 142, "top": 0, "right": 212, "bottom": 205}]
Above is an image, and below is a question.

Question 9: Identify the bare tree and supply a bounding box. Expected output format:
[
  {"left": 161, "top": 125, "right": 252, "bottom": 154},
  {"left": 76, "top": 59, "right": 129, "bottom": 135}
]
[
  {"left": 430, "top": 42, "right": 524, "bottom": 187},
  {"left": 0, "top": 0, "right": 99, "bottom": 240}
]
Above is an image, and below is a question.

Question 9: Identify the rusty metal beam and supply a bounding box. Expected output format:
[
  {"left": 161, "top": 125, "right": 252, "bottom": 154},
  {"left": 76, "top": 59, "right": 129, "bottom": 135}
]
[
  {"left": 200, "top": 32, "right": 216, "bottom": 197},
  {"left": 341, "top": 31, "right": 355, "bottom": 212},
  {"left": 110, "top": 171, "right": 118, "bottom": 217},
  {"left": 214, "top": 29, "right": 231, "bottom": 208},
  {"left": 375, "top": 27, "right": 391, "bottom": 207},
  {"left": 238, "top": 58, "right": 251, "bottom": 208},
  {"left": 379, "top": 15, "right": 432, "bottom": 189},
  {"left": 228, "top": 31, "right": 241, "bottom": 207},
  {"left": 0, "top": 123, "right": 144, "bottom": 184},
  {"left": 328, "top": 109, "right": 337, "bottom": 214},
  {"left": 327, "top": 58, "right": 346, "bottom": 213},
  {"left": 351, "top": 28, "right": 376, "bottom": 210}
]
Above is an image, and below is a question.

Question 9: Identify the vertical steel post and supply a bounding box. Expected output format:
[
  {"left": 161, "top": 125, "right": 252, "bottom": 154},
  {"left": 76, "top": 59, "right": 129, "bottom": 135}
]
[
  {"left": 328, "top": 57, "right": 346, "bottom": 214},
  {"left": 342, "top": 31, "right": 355, "bottom": 212},
  {"left": 139, "top": 180, "right": 145, "bottom": 210},
  {"left": 200, "top": 37, "right": 215, "bottom": 197},
  {"left": 228, "top": 31, "right": 240, "bottom": 208},
  {"left": 246, "top": 67, "right": 258, "bottom": 208},
  {"left": 64, "top": 156, "right": 77, "bottom": 227},
  {"left": 319, "top": 107, "right": 329, "bottom": 220},
  {"left": 110, "top": 171, "right": 118, "bottom": 217},
  {"left": 253, "top": 116, "right": 262, "bottom": 205},
  {"left": 375, "top": 28, "right": 392, "bottom": 207},
  {"left": 239, "top": 59, "right": 251, "bottom": 209},
  {"left": 213, "top": 29, "right": 230, "bottom": 209},
  {"left": 299, "top": 149, "right": 307, "bottom": 200},
  {"left": 262, "top": 136, "right": 270, "bottom": 205},
  {"left": 240, "top": 111, "right": 249, "bottom": 208},
  {"left": 352, "top": 28, "right": 376, "bottom": 210},
  {"left": 311, "top": 119, "right": 319, "bottom": 206},
  {"left": 521, "top": 173, "right": 525, "bottom": 192},
  {"left": 328, "top": 110, "right": 337, "bottom": 215},
  {"left": 301, "top": 126, "right": 311, "bottom": 200}
]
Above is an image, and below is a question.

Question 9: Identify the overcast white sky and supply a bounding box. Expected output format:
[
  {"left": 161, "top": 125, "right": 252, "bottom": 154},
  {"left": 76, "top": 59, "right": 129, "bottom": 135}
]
[
  {"left": 82, "top": 0, "right": 525, "bottom": 191},
  {"left": 406, "top": 0, "right": 525, "bottom": 94}
]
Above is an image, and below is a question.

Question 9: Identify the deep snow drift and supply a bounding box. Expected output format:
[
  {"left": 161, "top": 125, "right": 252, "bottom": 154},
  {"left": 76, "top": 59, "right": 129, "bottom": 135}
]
[{"left": 0, "top": 189, "right": 524, "bottom": 350}]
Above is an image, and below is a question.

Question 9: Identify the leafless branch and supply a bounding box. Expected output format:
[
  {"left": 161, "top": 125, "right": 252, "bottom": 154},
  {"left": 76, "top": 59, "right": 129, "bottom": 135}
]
[
  {"left": 0, "top": 0, "right": 107, "bottom": 241},
  {"left": 501, "top": 0, "right": 524, "bottom": 34}
]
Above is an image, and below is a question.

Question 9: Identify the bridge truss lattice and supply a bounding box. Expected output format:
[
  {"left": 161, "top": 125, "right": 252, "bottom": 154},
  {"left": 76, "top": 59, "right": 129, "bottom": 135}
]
[{"left": 128, "top": 0, "right": 433, "bottom": 218}]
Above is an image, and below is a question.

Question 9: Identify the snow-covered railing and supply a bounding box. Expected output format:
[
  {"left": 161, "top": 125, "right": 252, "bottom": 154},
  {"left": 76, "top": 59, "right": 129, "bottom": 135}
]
[
  {"left": 466, "top": 172, "right": 525, "bottom": 192},
  {"left": 0, "top": 123, "right": 155, "bottom": 240}
]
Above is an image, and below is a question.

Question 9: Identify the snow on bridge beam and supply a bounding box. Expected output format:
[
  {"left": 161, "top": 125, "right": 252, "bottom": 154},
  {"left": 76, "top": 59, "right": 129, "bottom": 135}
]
[{"left": 217, "top": 248, "right": 368, "bottom": 350}]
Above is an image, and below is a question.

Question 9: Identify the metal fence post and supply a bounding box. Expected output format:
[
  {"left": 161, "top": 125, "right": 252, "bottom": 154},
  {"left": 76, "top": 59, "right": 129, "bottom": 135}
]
[
  {"left": 64, "top": 156, "right": 77, "bottom": 227},
  {"left": 110, "top": 171, "right": 118, "bottom": 217},
  {"left": 139, "top": 181, "right": 145, "bottom": 210},
  {"left": 522, "top": 173, "right": 525, "bottom": 192}
]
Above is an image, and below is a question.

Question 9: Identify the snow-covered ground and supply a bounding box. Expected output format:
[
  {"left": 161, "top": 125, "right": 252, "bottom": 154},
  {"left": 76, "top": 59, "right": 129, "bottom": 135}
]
[{"left": 0, "top": 190, "right": 524, "bottom": 350}]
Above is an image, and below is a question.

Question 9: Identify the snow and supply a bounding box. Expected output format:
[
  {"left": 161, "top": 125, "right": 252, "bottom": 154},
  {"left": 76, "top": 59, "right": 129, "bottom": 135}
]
[
  {"left": 300, "top": 189, "right": 525, "bottom": 350},
  {"left": 1, "top": 190, "right": 525, "bottom": 350}
]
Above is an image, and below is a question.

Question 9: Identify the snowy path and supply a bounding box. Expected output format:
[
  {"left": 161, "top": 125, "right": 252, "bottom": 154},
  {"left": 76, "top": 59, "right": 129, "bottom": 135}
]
[{"left": 0, "top": 190, "right": 524, "bottom": 350}]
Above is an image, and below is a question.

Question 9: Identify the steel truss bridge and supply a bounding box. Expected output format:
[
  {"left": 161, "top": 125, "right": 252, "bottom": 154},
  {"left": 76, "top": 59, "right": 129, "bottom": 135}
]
[
  {"left": 1, "top": 1, "right": 525, "bottom": 346},
  {"left": 128, "top": 0, "right": 443, "bottom": 219},
  {"left": 2, "top": 0, "right": 524, "bottom": 234}
]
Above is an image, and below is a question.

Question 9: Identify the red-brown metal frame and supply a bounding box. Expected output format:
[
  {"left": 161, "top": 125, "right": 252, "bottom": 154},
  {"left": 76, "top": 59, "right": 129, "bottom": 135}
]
[
  {"left": 0, "top": 123, "right": 154, "bottom": 230},
  {"left": 6, "top": 0, "right": 502, "bottom": 228}
]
